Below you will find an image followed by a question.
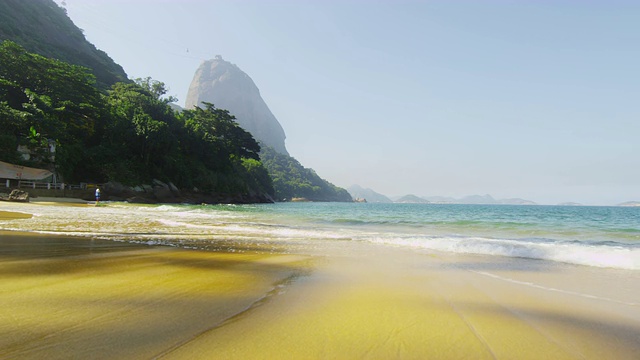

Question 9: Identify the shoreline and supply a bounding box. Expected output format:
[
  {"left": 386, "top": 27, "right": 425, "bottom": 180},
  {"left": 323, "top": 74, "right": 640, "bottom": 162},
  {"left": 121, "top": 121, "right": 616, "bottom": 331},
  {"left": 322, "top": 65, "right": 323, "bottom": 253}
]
[{"left": 1, "top": 201, "right": 639, "bottom": 358}]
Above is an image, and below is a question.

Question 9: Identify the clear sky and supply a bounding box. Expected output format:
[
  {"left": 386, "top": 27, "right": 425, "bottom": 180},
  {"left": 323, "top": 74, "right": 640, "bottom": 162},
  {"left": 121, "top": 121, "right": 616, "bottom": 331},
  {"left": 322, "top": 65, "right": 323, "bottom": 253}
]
[{"left": 56, "top": 0, "right": 639, "bottom": 205}]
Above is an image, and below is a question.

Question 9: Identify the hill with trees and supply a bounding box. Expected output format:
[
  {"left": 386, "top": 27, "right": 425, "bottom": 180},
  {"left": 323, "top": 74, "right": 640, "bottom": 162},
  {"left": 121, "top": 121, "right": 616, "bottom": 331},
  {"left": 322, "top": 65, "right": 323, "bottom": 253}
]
[
  {"left": 260, "top": 146, "right": 352, "bottom": 202},
  {"left": 0, "top": 41, "right": 273, "bottom": 203},
  {"left": 0, "top": 0, "right": 128, "bottom": 89}
]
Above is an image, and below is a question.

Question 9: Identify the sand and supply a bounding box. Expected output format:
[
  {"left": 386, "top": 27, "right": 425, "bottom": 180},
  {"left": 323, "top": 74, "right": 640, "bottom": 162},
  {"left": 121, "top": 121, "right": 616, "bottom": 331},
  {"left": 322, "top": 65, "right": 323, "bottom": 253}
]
[
  {"left": 1, "top": 204, "right": 639, "bottom": 359},
  {"left": 163, "top": 246, "right": 640, "bottom": 360}
]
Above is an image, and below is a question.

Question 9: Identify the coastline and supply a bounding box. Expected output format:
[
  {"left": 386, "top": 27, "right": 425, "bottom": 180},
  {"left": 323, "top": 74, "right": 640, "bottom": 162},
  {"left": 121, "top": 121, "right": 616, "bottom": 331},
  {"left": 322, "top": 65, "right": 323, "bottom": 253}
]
[{"left": 1, "top": 201, "right": 639, "bottom": 359}]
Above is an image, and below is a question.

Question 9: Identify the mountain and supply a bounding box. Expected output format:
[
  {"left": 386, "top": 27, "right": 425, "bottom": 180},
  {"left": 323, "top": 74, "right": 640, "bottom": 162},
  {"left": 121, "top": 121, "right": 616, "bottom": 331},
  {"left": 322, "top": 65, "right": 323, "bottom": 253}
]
[
  {"left": 185, "top": 56, "right": 289, "bottom": 155},
  {"left": 260, "top": 147, "right": 352, "bottom": 202},
  {"left": 498, "top": 198, "right": 537, "bottom": 205},
  {"left": 347, "top": 185, "right": 393, "bottom": 203},
  {"left": 0, "top": 0, "right": 128, "bottom": 89},
  {"left": 460, "top": 194, "right": 497, "bottom": 204},
  {"left": 422, "top": 196, "right": 457, "bottom": 204},
  {"left": 411, "top": 194, "right": 538, "bottom": 205},
  {"left": 186, "top": 57, "right": 352, "bottom": 202},
  {"left": 395, "top": 194, "right": 430, "bottom": 204}
]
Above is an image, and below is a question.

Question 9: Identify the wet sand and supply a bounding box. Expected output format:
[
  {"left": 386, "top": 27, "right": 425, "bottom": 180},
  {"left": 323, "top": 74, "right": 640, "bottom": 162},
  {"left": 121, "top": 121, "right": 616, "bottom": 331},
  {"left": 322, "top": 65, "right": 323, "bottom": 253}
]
[
  {"left": 164, "top": 245, "right": 640, "bottom": 359},
  {"left": 0, "top": 231, "right": 312, "bottom": 359},
  {"left": 1, "top": 204, "right": 639, "bottom": 359}
]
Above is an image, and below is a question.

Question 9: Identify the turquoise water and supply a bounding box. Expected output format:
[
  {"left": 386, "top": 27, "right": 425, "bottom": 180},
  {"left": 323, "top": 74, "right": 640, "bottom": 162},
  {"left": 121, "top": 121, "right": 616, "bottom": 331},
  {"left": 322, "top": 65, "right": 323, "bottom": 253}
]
[{"left": 1, "top": 202, "right": 639, "bottom": 270}]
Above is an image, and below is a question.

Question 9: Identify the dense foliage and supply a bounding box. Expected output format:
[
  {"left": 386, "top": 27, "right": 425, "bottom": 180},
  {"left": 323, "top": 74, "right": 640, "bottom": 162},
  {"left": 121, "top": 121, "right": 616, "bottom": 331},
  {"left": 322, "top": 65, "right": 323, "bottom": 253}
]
[
  {"left": 260, "top": 146, "right": 352, "bottom": 202},
  {"left": 0, "top": 41, "right": 273, "bottom": 197},
  {"left": 0, "top": 0, "right": 128, "bottom": 89}
]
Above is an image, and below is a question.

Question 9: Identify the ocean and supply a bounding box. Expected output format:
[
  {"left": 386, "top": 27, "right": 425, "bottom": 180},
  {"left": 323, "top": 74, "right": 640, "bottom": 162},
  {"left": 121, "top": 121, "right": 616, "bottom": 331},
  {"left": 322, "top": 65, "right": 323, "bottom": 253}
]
[{"left": 2, "top": 202, "right": 639, "bottom": 270}]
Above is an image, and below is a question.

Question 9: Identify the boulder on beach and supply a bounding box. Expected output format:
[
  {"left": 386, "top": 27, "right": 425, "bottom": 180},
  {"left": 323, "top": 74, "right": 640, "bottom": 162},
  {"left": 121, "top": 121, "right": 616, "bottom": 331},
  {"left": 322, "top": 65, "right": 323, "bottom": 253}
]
[{"left": 8, "top": 189, "right": 30, "bottom": 202}]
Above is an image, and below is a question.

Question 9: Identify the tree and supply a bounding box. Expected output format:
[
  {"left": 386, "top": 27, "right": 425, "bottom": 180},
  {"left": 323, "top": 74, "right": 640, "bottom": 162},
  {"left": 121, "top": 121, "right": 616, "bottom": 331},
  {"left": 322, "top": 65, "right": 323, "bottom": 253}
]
[
  {"left": 134, "top": 77, "right": 178, "bottom": 104},
  {"left": 0, "top": 41, "right": 102, "bottom": 175},
  {"left": 260, "top": 146, "right": 352, "bottom": 202}
]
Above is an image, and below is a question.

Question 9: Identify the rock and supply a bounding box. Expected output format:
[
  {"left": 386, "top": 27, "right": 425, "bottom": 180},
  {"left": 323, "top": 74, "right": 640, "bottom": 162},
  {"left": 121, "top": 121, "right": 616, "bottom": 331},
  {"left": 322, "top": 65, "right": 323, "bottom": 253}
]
[
  {"left": 103, "top": 181, "right": 127, "bottom": 194},
  {"left": 100, "top": 181, "right": 137, "bottom": 201},
  {"left": 152, "top": 179, "right": 169, "bottom": 188},
  {"left": 126, "top": 196, "right": 157, "bottom": 204},
  {"left": 168, "top": 182, "right": 180, "bottom": 194},
  {"left": 185, "top": 57, "right": 289, "bottom": 155},
  {"left": 8, "top": 189, "right": 30, "bottom": 202}
]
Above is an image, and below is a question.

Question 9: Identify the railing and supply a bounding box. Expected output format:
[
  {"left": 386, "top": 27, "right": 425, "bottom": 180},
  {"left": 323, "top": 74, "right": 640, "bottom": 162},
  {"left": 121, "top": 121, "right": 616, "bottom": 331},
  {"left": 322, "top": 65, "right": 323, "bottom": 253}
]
[
  {"left": 3, "top": 180, "right": 101, "bottom": 191},
  {"left": 16, "top": 181, "right": 66, "bottom": 190}
]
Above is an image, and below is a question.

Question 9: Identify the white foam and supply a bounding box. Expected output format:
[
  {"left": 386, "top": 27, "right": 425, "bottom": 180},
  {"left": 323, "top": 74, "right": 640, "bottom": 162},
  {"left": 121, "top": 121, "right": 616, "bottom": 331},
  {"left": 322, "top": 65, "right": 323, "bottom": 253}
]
[
  {"left": 366, "top": 235, "right": 640, "bottom": 270},
  {"left": 2, "top": 202, "right": 638, "bottom": 271}
]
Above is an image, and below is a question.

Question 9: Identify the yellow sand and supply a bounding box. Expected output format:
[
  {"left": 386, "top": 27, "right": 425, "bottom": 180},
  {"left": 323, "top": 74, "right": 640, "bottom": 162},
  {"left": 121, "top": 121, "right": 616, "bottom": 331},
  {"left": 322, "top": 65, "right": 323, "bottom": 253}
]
[
  {"left": 164, "top": 248, "right": 640, "bottom": 359},
  {"left": 1, "top": 203, "right": 639, "bottom": 359},
  {"left": 0, "top": 210, "right": 32, "bottom": 220},
  {"left": 0, "top": 232, "right": 312, "bottom": 359}
]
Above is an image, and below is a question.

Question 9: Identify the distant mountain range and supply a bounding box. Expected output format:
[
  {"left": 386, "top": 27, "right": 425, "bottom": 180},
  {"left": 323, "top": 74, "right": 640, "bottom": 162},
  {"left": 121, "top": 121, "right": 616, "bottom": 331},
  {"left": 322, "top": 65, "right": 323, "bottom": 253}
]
[
  {"left": 348, "top": 186, "right": 538, "bottom": 205},
  {"left": 412, "top": 194, "right": 537, "bottom": 205}
]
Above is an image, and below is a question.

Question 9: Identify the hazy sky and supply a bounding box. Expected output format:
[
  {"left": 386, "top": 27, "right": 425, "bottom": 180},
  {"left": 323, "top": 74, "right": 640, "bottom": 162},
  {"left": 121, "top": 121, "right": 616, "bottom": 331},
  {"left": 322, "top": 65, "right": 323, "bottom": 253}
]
[{"left": 57, "top": 0, "right": 639, "bottom": 205}]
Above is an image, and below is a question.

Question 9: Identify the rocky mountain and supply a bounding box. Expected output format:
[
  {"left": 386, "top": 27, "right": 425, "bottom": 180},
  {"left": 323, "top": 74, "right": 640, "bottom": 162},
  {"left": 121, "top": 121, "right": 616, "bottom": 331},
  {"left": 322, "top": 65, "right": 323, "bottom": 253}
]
[
  {"left": 347, "top": 185, "right": 393, "bottom": 203},
  {"left": 185, "top": 56, "right": 288, "bottom": 155},
  {"left": 0, "top": 0, "right": 128, "bottom": 89}
]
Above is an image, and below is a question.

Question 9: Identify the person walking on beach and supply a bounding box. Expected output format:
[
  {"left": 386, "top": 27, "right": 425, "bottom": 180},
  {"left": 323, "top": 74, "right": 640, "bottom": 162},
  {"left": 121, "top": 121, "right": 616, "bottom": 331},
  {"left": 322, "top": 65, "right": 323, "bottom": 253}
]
[{"left": 95, "top": 188, "right": 101, "bottom": 204}]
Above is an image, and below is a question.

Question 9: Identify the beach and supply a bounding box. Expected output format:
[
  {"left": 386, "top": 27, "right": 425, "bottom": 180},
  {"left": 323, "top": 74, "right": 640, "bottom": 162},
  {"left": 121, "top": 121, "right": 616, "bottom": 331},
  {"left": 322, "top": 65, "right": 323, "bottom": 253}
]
[{"left": 0, "top": 201, "right": 639, "bottom": 359}]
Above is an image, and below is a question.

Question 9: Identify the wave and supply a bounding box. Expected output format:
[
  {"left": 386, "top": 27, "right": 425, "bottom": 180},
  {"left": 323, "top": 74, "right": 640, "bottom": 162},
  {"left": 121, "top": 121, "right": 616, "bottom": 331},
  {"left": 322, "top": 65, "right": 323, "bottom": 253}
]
[
  {"left": 366, "top": 235, "right": 640, "bottom": 270},
  {"left": 2, "top": 202, "right": 639, "bottom": 271}
]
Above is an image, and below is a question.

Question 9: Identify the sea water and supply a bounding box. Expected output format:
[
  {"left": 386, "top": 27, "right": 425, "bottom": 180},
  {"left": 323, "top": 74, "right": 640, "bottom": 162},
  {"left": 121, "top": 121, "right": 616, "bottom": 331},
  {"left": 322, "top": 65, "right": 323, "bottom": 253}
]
[{"left": 1, "top": 202, "right": 639, "bottom": 270}]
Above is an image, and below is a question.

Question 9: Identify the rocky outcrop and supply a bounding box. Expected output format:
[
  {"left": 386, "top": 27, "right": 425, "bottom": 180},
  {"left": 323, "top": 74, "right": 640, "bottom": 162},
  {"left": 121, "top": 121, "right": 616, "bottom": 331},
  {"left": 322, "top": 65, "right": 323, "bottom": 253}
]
[
  {"left": 100, "top": 181, "right": 273, "bottom": 205},
  {"left": 8, "top": 189, "right": 29, "bottom": 202},
  {"left": 185, "top": 56, "right": 289, "bottom": 155}
]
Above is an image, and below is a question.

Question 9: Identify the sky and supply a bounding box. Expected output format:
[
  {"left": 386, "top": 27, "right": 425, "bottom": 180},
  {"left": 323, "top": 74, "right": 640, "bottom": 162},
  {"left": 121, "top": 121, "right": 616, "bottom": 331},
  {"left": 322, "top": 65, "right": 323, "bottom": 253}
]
[{"left": 56, "top": 0, "right": 639, "bottom": 205}]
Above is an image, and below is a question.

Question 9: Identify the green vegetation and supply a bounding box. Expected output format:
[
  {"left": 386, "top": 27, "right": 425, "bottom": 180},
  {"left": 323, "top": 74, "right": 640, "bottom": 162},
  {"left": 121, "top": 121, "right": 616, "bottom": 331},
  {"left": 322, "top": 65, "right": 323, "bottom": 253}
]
[
  {"left": 260, "top": 146, "right": 352, "bottom": 202},
  {"left": 0, "top": 41, "right": 273, "bottom": 198},
  {"left": 0, "top": 0, "right": 128, "bottom": 89}
]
